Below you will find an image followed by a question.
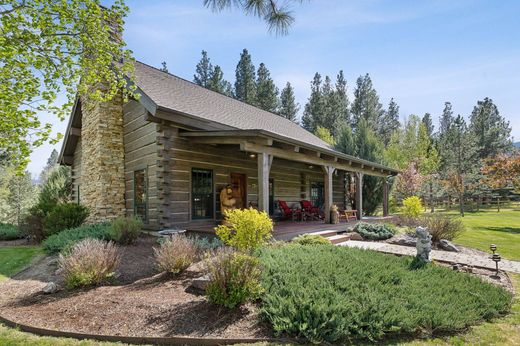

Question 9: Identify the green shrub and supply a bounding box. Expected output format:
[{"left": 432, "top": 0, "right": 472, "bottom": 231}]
[
  {"left": 43, "top": 203, "right": 89, "bottom": 237},
  {"left": 354, "top": 222, "right": 396, "bottom": 240},
  {"left": 37, "top": 166, "right": 72, "bottom": 215},
  {"left": 257, "top": 245, "right": 512, "bottom": 343},
  {"left": 59, "top": 239, "right": 120, "bottom": 289},
  {"left": 205, "top": 249, "right": 263, "bottom": 308},
  {"left": 0, "top": 222, "right": 21, "bottom": 240},
  {"left": 154, "top": 235, "right": 198, "bottom": 275},
  {"left": 422, "top": 214, "right": 465, "bottom": 243},
  {"left": 42, "top": 223, "right": 110, "bottom": 255},
  {"left": 21, "top": 206, "right": 45, "bottom": 242},
  {"left": 292, "top": 234, "right": 332, "bottom": 245},
  {"left": 188, "top": 235, "right": 223, "bottom": 254},
  {"left": 402, "top": 196, "right": 423, "bottom": 217},
  {"left": 107, "top": 216, "right": 143, "bottom": 245},
  {"left": 215, "top": 208, "right": 273, "bottom": 252}
]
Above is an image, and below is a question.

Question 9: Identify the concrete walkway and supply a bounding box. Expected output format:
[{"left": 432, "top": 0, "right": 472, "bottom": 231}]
[{"left": 338, "top": 240, "right": 520, "bottom": 274}]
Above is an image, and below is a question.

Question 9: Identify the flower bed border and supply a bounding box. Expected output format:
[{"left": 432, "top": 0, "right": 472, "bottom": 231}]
[{"left": 0, "top": 314, "right": 294, "bottom": 345}]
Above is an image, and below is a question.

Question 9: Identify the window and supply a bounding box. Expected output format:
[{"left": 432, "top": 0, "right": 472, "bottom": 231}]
[
  {"left": 310, "top": 182, "right": 324, "bottom": 209},
  {"left": 134, "top": 169, "right": 148, "bottom": 222},
  {"left": 192, "top": 168, "right": 214, "bottom": 219}
]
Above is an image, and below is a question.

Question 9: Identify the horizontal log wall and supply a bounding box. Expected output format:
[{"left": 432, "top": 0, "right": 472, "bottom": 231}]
[
  {"left": 71, "top": 138, "right": 82, "bottom": 204},
  {"left": 123, "top": 100, "right": 159, "bottom": 229},
  {"left": 156, "top": 113, "right": 347, "bottom": 230}
]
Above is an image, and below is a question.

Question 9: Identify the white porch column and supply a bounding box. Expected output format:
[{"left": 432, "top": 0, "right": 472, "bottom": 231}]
[
  {"left": 322, "top": 165, "right": 335, "bottom": 223},
  {"left": 257, "top": 152, "right": 273, "bottom": 212},
  {"left": 355, "top": 172, "right": 363, "bottom": 220}
]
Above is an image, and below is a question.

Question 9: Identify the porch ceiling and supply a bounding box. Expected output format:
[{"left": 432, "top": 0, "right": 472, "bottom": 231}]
[{"left": 180, "top": 130, "right": 399, "bottom": 177}]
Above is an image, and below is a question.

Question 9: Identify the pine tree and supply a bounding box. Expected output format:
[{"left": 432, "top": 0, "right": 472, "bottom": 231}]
[
  {"left": 437, "top": 102, "right": 455, "bottom": 171},
  {"left": 6, "top": 171, "right": 36, "bottom": 226},
  {"left": 422, "top": 113, "right": 434, "bottom": 138},
  {"left": 39, "top": 149, "right": 59, "bottom": 183},
  {"left": 351, "top": 74, "right": 384, "bottom": 132},
  {"left": 234, "top": 49, "right": 256, "bottom": 104},
  {"left": 379, "top": 98, "right": 400, "bottom": 144},
  {"left": 443, "top": 115, "right": 478, "bottom": 216},
  {"left": 469, "top": 97, "right": 512, "bottom": 159},
  {"left": 255, "top": 63, "right": 279, "bottom": 112},
  {"left": 194, "top": 50, "right": 213, "bottom": 87},
  {"left": 278, "top": 82, "right": 299, "bottom": 122},
  {"left": 302, "top": 73, "right": 324, "bottom": 133},
  {"left": 207, "top": 65, "right": 233, "bottom": 96}
]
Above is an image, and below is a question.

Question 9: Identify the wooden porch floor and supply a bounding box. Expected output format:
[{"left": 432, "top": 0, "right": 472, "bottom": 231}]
[{"left": 186, "top": 216, "right": 394, "bottom": 241}]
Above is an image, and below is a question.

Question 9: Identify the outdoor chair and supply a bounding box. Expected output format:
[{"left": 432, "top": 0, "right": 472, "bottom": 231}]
[
  {"left": 278, "top": 200, "right": 302, "bottom": 221},
  {"left": 300, "top": 200, "right": 322, "bottom": 220}
]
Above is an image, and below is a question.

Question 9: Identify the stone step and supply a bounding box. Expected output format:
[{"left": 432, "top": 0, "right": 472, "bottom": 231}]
[
  {"left": 308, "top": 230, "right": 339, "bottom": 238},
  {"left": 327, "top": 234, "right": 352, "bottom": 244}
]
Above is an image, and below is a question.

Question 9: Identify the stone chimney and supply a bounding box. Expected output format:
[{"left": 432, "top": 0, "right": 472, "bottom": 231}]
[{"left": 80, "top": 9, "right": 126, "bottom": 223}]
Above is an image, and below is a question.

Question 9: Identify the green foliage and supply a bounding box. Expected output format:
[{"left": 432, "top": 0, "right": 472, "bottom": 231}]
[
  {"left": 188, "top": 235, "right": 223, "bottom": 252},
  {"left": 278, "top": 82, "right": 299, "bottom": 122},
  {"left": 255, "top": 62, "right": 278, "bottom": 112},
  {"left": 315, "top": 126, "right": 336, "bottom": 146},
  {"left": 0, "top": 0, "right": 134, "bottom": 170},
  {"left": 257, "top": 245, "right": 512, "bottom": 343},
  {"left": 402, "top": 196, "right": 423, "bottom": 217},
  {"left": 0, "top": 223, "right": 21, "bottom": 241},
  {"left": 36, "top": 166, "right": 72, "bottom": 215},
  {"left": 234, "top": 48, "right": 257, "bottom": 104},
  {"left": 154, "top": 235, "right": 198, "bottom": 275},
  {"left": 215, "top": 208, "right": 273, "bottom": 252},
  {"left": 205, "top": 250, "right": 263, "bottom": 308},
  {"left": 42, "top": 223, "right": 110, "bottom": 255},
  {"left": 354, "top": 222, "right": 396, "bottom": 240},
  {"left": 422, "top": 214, "right": 465, "bottom": 243},
  {"left": 59, "top": 239, "right": 120, "bottom": 289},
  {"left": 107, "top": 216, "right": 142, "bottom": 245},
  {"left": 0, "top": 166, "right": 36, "bottom": 226},
  {"left": 292, "top": 234, "right": 332, "bottom": 245},
  {"left": 302, "top": 71, "right": 349, "bottom": 136},
  {"left": 42, "top": 203, "right": 89, "bottom": 237}
]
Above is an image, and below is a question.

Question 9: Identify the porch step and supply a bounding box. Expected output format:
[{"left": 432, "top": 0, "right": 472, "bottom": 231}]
[
  {"left": 308, "top": 230, "right": 339, "bottom": 238},
  {"left": 327, "top": 234, "right": 352, "bottom": 244}
]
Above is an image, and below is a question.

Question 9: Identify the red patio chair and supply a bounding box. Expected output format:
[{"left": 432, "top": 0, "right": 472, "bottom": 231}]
[
  {"left": 300, "top": 200, "right": 322, "bottom": 220},
  {"left": 278, "top": 200, "right": 301, "bottom": 221}
]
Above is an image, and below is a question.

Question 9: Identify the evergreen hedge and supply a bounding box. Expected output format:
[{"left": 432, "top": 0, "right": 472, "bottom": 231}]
[
  {"left": 42, "top": 223, "right": 110, "bottom": 255},
  {"left": 257, "top": 245, "right": 512, "bottom": 343}
]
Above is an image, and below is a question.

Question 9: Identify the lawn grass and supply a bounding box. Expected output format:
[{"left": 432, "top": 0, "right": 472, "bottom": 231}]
[
  {"left": 442, "top": 209, "right": 520, "bottom": 261},
  {"left": 0, "top": 323, "right": 129, "bottom": 346},
  {"left": 0, "top": 246, "right": 42, "bottom": 281}
]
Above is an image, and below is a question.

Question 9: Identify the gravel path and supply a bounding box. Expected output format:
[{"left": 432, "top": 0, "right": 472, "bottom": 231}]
[{"left": 339, "top": 240, "right": 520, "bottom": 274}]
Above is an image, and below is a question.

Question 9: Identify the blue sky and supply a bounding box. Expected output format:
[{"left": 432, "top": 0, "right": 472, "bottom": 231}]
[{"left": 27, "top": 0, "right": 520, "bottom": 176}]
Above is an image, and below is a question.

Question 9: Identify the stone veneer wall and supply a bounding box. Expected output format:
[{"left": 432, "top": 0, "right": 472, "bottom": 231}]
[{"left": 80, "top": 91, "right": 126, "bottom": 223}]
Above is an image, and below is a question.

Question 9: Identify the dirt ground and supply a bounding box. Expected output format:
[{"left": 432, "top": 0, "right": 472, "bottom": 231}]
[{"left": 0, "top": 236, "right": 271, "bottom": 339}]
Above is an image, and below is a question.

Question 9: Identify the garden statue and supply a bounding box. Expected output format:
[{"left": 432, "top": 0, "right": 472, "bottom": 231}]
[
  {"left": 220, "top": 184, "right": 237, "bottom": 219},
  {"left": 415, "top": 226, "right": 432, "bottom": 262}
]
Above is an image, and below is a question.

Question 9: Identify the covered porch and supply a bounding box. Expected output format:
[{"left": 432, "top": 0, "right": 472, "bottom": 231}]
[{"left": 181, "top": 129, "right": 398, "bottom": 228}]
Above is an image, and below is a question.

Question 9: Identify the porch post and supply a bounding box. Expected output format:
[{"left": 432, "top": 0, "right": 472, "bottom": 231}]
[
  {"left": 355, "top": 172, "right": 363, "bottom": 220},
  {"left": 383, "top": 176, "right": 389, "bottom": 217},
  {"left": 257, "top": 152, "right": 273, "bottom": 212},
  {"left": 322, "top": 165, "right": 335, "bottom": 223}
]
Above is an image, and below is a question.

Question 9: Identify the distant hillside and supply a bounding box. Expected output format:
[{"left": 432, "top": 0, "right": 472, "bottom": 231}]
[{"left": 515, "top": 142, "right": 520, "bottom": 149}]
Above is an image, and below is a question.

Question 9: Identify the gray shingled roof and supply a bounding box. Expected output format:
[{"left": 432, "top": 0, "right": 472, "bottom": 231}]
[{"left": 134, "top": 61, "right": 331, "bottom": 149}]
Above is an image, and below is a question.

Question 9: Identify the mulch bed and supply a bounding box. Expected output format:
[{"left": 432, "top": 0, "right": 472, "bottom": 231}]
[{"left": 0, "top": 235, "right": 272, "bottom": 339}]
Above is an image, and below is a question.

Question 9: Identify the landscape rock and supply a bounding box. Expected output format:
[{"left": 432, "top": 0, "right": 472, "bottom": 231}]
[
  {"left": 438, "top": 239, "right": 460, "bottom": 252},
  {"left": 388, "top": 234, "right": 416, "bottom": 247},
  {"left": 42, "top": 282, "right": 58, "bottom": 294},
  {"left": 191, "top": 275, "right": 210, "bottom": 291},
  {"left": 346, "top": 232, "right": 363, "bottom": 241}
]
